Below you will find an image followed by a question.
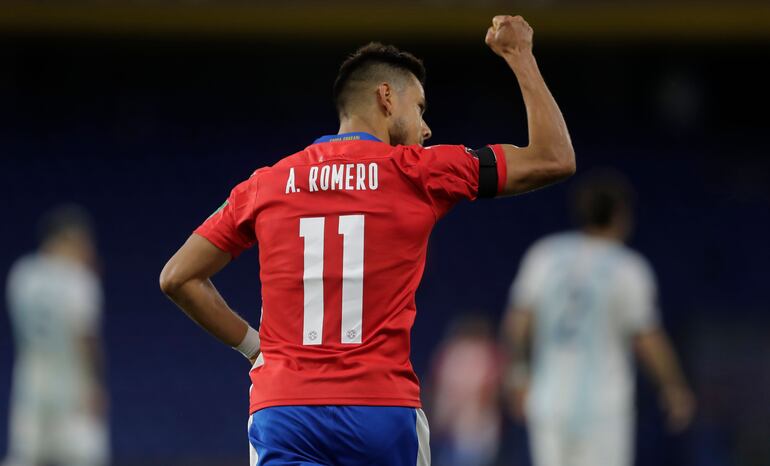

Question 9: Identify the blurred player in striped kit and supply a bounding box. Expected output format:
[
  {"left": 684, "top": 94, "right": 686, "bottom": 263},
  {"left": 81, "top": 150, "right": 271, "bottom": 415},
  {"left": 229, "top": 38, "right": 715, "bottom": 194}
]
[
  {"left": 3, "top": 205, "right": 109, "bottom": 466},
  {"left": 503, "top": 171, "right": 695, "bottom": 466}
]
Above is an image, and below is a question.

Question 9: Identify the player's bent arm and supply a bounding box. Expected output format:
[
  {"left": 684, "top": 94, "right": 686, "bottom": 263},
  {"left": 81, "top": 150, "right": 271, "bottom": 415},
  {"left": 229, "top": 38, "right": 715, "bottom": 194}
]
[
  {"left": 499, "top": 142, "right": 574, "bottom": 195},
  {"left": 160, "top": 234, "right": 258, "bottom": 358},
  {"left": 486, "top": 15, "right": 576, "bottom": 196},
  {"left": 634, "top": 328, "right": 696, "bottom": 432}
]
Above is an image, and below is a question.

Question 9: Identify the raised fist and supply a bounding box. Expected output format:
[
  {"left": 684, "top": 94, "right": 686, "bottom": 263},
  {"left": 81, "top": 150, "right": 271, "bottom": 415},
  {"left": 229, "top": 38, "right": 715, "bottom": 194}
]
[{"left": 485, "top": 15, "right": 533, "bottom": 57}]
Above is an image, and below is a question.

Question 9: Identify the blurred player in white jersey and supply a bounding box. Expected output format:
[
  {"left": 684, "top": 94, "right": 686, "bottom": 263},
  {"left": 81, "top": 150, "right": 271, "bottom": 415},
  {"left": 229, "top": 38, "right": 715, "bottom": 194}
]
[
  {"left": 3, "top": 205, "right": 109, "bottom": 466},
  {"left": 503, "top": 171, "right": 695, "bottom": 466}
]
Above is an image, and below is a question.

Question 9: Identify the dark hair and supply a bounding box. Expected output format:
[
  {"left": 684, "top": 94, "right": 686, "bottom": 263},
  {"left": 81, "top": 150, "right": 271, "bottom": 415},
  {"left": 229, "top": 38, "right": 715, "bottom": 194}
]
[
  {"left": 37, "top": 203, "right": 94, "bottom": 244},
  {"left": 570, "top": 169, "right": 635, "bottom": 228},
  {"left": 445, "top": 313, "right": 493, "bottom": 340},
  {"left": 333, "top": 42, "right": 426, "bottom": 115}
]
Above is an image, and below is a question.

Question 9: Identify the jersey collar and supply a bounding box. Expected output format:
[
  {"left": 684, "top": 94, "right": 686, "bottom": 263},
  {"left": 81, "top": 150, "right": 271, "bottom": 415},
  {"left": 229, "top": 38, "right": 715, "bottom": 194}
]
[{"left": 313, "top": 132, "right": 382, "bottom": 144}]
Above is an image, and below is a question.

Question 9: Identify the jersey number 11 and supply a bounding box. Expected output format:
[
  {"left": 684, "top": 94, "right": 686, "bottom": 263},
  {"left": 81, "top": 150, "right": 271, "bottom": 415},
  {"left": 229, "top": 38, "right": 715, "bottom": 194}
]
[{"left": 299, "top": 215, "right": 364, "bottom": 346}]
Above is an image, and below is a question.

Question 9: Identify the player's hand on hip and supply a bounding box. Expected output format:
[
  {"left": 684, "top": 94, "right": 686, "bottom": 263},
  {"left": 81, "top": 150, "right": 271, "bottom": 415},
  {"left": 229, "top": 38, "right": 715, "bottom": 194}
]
[
  {"left": 506, "top": 386, "right": 529, "bottom": 423},
  {"left": 485, "top": 15, "right": 533, "bottom": 58},
  {"left": 85, "top": 383, "right": 108, "bottom": 419},
  {"left": 661, "top": 385, "right": 696, "bottom": 433}
]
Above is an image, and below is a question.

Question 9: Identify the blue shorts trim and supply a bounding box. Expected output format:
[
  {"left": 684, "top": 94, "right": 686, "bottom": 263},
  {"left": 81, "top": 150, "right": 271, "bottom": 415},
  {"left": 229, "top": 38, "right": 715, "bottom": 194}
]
[{"left": 248, "top": 406, "right": 423, "bottom": 466}]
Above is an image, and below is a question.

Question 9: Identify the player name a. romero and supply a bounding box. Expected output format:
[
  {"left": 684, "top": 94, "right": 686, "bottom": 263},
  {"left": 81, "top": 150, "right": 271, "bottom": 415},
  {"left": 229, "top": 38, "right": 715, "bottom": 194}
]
[{"left": 285, "top": 163, "right": 379, "bottom": 194}]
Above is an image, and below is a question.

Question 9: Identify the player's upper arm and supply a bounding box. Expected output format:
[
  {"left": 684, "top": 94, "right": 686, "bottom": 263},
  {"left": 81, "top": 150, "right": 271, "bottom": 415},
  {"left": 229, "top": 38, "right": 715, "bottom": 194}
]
[
  {"left": 498, "top": 143, "right": 576, "bottom": 196},
  {"left": 503, "top": 304, "right": 534, "bottom": 345},
  {"left": 159, "top": 233, "right": 232, "bottom": 296},
  {"left": 161, "top": 173, "right": 260, "bottom": 295},
  {"left": 67, "top": 271, "right": 103, "bottom": 336},
  {"left": 502, "top": 242, "right": 546, "bottom": 347},
  {"left": 614, "top": 255, "right": 660, "bottom": 334},
  {"left": 194, "top": 175, "right": 260, "bottom": 258},
  {"left": 508, "top": 239, "right": 551, "bottom": 311}
]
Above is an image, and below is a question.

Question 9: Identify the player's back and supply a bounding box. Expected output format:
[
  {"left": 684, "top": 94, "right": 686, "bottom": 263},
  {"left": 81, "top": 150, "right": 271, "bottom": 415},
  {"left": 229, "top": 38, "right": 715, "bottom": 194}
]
[
  {"left": 515, "top": 232, "right": 657, "bottom": 422},
  {"left": 6, "top": 253, "right": 101, "bottom": 400},
  {"left": 196, "top": 134, "right": 501, "bottom": 412},
  {"left": 253, "top": 139, "right": 435, "bottom": 410}
]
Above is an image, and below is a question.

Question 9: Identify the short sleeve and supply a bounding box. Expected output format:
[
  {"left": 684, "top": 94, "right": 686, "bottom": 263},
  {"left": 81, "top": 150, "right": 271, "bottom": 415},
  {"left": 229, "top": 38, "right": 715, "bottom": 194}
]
[
  {"left": 67, "top": 270, "right": 103, "bottom": 335},
  {"left": 614, "top": 256, "right": 660, "bottom": 333},
  {"left": 194, "top": 177, "right": 258, "bottom": 258},
  {"left": 407, "top": 144, "right": 507, "bottom": 218},
  {"left": 508, "top": 241, "right": 550, "bottom": 311}
]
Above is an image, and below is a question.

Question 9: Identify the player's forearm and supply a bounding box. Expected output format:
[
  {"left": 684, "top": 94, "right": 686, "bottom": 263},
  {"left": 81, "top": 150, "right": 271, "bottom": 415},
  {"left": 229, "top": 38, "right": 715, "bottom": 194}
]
[
  {"left": 503, "top": 309, "right": 532, "bottom": 386},
  {"left": 163, "top": 277, "right": 250, "bottom": 348},
  {"left": 507, "top": 344, "right": 530, "bottom": 388},
  {"left": 80, "top": 336, "right": 106, "bottom": 385},
  {"left": 505, "top": 52, "right": 575, "bottom": 171},
  {"left": 636, "top": 330, "right": 689, "bottom": 391}
]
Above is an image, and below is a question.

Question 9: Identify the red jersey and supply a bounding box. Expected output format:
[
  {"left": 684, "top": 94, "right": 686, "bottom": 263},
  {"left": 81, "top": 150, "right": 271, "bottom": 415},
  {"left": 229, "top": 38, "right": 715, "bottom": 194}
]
[{"left": 195, "top": 133, "right": 506, "bottom": 413}]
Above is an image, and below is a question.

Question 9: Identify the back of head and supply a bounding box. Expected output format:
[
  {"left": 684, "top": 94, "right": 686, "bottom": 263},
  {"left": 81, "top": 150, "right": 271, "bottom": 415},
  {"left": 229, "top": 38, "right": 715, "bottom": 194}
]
[
  {"left": 37, "top": 203, "right": 95, "bottom": 250},
  {"left": 445, "top": 313, "right": 493, "bottom": 342},
  {"left": 570, "top": 169, "right": 635, "bottom": 233},
  {"left": 333, "top": 42, "right": 426, "bottom": 118}
]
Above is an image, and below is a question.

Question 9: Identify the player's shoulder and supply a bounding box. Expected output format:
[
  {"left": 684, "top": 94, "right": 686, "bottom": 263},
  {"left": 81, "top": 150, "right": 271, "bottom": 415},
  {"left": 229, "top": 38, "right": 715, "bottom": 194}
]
[
  {"left": 6, "top": 253, "right": 37, "bottom": 283},
  {"left": 420, "top": 143, "right": 469, "bottom": 153},
  {"left": 392, "top": 144, "right": 474, "bottom": 172},
  {"left": 420, "top": 144, "right": 504, "bottom": 160},
  {"left": 226, "top": 164, "right": 274, "bottom": 197},
  {"left": 613, "top": 244, "right": 656, "bottom": 283},
  {"left": 613, "top": 242, "right": 651, "bottom": 268},
  {"left": 414, "top": 144, "right": 473, "bottom": 158},
  {"left": 271, "top": 147, "right": 311, "bottom": 168},
  {"left": 528, "top": 231, "right": 580, "bottom": 256},
  {"left": 48, "top": 255, "right": 98, "bottom": 285},
  {"left": 239, "top": 149, "right": 311, "bottom": 184},
  {"left": 7, "top": 254, "right": 97, "bottom": 291},
  {"left": 513, "top": 233, "right": 576, "bottom": 273}
]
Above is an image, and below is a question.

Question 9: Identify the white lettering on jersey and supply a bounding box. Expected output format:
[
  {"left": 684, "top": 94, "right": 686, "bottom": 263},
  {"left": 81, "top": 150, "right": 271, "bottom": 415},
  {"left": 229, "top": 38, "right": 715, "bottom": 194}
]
[
  {"left": 345, "top": 163, "right": 354, "bottom": 190},
  {"left": 309, "top": 166, "right": 319, "bottom": 192},
  {"left": 331, "top": 164, "right": 344, "bottom": 190},
  {"left": 320, "top": 165, "right": 330, "bottom": 190},
  {"left": 356, "top": 164, "right": 367, "bottom": 190},
  {"left": 368, "top": 163, "right": 379, "bottom": 190},
  {"left": 285, "top": 168, "right": 297, "bottom": 194},
  {"left": 300, "top": 163, "right": 379, "bottom": 193}
]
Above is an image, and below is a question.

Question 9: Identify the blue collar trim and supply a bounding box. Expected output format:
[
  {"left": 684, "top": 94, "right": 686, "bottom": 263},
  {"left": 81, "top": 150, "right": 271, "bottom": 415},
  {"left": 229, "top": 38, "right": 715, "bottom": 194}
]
[{"left": 313, "top": 132, "right": 382, "bottom": 144}]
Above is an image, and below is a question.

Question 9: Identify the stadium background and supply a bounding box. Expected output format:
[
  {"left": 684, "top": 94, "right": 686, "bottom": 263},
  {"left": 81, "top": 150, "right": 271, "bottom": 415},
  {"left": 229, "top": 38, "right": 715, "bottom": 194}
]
[{"left": 0, "top": 2, "right": 768, "bottom": 465}]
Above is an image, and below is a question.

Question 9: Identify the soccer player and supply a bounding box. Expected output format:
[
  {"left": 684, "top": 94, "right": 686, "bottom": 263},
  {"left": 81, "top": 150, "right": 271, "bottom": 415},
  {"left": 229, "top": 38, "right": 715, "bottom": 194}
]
[
  {"left": 160, "top": 15, "right": 575, "bottom": 466},
  {"left": 503, "top": 170, "right": 696, "bottom": 466},
  {"left": 3, "top": 205, "right": 109, "bottom": 466}
]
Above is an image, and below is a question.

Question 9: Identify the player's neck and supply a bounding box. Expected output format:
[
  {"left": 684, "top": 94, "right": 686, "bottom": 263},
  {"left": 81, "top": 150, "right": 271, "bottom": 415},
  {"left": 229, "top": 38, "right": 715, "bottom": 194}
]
[
  {"left": 338, "top": 116, "right": 390, "bottom": 145},
  {"left": 41, "top": 241, "right": 88, "bottom": 268},
  {"left": 583, "top": 226, "right": 624, "bottom": 243}
]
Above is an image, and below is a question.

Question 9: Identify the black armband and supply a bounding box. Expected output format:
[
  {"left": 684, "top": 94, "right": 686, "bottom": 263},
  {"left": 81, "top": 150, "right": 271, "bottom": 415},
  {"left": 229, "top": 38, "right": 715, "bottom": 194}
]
[{"left": 470, "top": 146, "right": 498, "bottom": 198}]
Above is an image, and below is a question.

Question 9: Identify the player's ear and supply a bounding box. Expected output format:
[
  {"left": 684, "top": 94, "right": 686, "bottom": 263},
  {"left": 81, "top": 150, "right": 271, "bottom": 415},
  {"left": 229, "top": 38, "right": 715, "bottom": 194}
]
[{"left": 376, "top": 83, "right": 394, "bottom": 117}]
